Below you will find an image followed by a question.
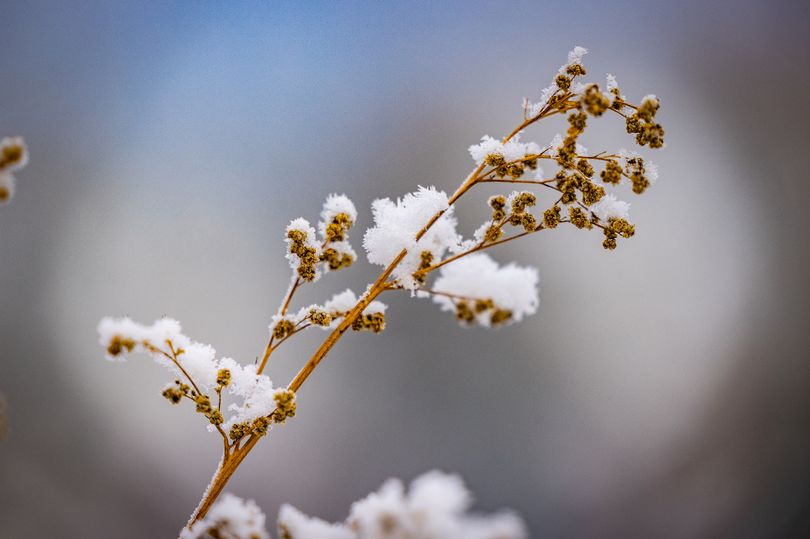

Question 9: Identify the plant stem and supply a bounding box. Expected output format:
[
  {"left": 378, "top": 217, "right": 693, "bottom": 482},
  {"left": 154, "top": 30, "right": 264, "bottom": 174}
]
[{"left": 188, "top": 445, "right": 252, "bottom": 526}]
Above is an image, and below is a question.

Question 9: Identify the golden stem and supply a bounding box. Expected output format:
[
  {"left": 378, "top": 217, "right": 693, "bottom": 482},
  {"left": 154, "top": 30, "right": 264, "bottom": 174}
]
[{"left": 187, "top": 445, "right": 251, "bottom": 527}]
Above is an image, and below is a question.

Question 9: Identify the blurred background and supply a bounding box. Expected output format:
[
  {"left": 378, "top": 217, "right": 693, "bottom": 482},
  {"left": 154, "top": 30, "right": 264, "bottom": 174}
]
[{"left": 1, "top": 1, "right": 808, "bottom": 537}]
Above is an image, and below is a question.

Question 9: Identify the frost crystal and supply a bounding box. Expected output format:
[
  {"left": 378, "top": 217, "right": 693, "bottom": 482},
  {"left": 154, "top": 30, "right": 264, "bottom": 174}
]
[
  {"left": 646, "top": 161, "right": 659, "bottom": 184},
  {"left": 363, "top": 186, "right": 460, "bottom": 290},
  {"left": 320, "top": 193, "right": 358, "bottom": 228},
  {"left": 322, "top": 289, "right": 387, "bottom": 326},
  {"left": 618, "top": 148, "right": 659, "bottom": 185},
  {"left": 606, "top": 73, "right": 619, "bottom": 92},
  {"left": 181, "top": 493, "right": 270, "bottom": 539},
  {"left": 591, "top": 193, "right": 631, "bottom": 221},
  {"left": 566, "top": 45, "right": 588, "bottom": 67},
  {"left": 224, "top": 372, "right": 276, "bottom": 431},
  {"left": 468, "top": 135, "right": 505, "bottom": 165},
  {"left": 181, "top": 343, "right": 220, "bottom": 390},
  {"left": 468, "top": 134, "right": 540, "bottom": 166},
  {"left": 218, "top": 358, "right": 263, "bottom": 398},
  {"left": 323, "top": 289, "right": 359, "bottom": 313},
  {"left": 430, "top": 254, "right": 540, "bottom": 327}
]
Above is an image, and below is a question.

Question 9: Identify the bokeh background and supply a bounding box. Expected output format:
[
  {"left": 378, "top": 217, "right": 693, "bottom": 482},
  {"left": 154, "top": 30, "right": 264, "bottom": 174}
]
[{"left": 1, "top": 1, "right": 809, "bottom": 537}]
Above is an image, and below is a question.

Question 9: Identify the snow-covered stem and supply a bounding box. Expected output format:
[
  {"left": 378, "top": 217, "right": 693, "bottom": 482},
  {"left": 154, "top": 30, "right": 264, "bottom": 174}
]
[{"left": 190, "top": 449, "right": 255, "bottom": 527}]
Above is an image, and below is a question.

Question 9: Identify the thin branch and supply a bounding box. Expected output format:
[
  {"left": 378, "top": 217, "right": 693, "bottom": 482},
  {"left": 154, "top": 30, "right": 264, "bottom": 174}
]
[
  {"left": 258, "top": 321, "right": 313, "bottom": 375},
  {"left": 478, "top": 178, "right": 557, "bottom": 186},
  {"left": 614, "top": 99, "right": 638, "bottom": 110},
  {"left": 406, "top": 287, "right": 487, "bottom": 303},
  {"left": 279, "top": 278, "right": 301, "bottom": 317},
  {"left": 576, "top": 153, "right": 620, "bottom": 162},
  {"left": 257, "top": 277, "right": 300, "bottom": 374},
  {"left": 151, "top": 341, "right": 203, "bottom": 397},
  {"left": 419, "top": 228, "right": 540, "bottom": 276}
]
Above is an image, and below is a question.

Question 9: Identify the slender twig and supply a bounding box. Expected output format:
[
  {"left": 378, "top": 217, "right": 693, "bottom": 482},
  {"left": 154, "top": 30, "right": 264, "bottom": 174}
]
[
  {"left": 151, "top": 342, "right": 202, "bottom": 397},
  {"left": 409, "top": 287, "right": 487, "bottom": 303},
  {"left": 279, "top": 278, "right": 300, "bottom": 317},
  {"left": 418, "top": 228, "right": 540, "bottom": 276},
  {"left": 575, "top": 153, "right": 620, "bottom": 162},
  {"left": 479, "top": 178, "right": 557, "bottom": 186},
  {"left": 256, "top": 278, "right": 300, "bottom": 375}
]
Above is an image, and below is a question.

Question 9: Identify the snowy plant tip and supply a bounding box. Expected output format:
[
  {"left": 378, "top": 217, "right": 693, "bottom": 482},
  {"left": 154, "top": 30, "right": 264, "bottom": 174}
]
[
  {"left": 97, "top": 316, "right": 297, "bottom": 444},
  {"left": 285, "top": 194, "right": 360, "bottom": 283},
  {"left": 0, "top": 136, "right": 28, "bottom": 204},
  {"left": 182, "top": 493, "right": 270, "bottom": 539},
  {"left": 286, "top": 218, "right": 321, "bottom": 282},
  {"left": 278, "top": 470, "right": 527, "bottom": 539},
  {"left": 467, "top": 46, "right": 662, "bottom": 252},
  {"left": 319, "top": 194, "right": 358, "bottom": 272}
]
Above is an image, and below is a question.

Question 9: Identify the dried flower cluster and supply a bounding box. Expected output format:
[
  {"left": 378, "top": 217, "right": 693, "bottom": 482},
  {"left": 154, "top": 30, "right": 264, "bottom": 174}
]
[
  {"left": 97, "top": 317, "right": 298, "bottom": 448},
  {"left": 184, "top": 471, "right": 525, "bottom": 539},
  {"left": 96, "top": 46, "right": 665, "bottom": 537},
  {"left": 0, "top": 136, "right": 28, "bottom": 204}
]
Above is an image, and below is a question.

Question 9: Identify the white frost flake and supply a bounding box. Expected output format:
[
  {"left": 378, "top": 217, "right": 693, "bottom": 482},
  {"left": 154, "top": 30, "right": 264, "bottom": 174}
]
[
  {"left": 363, "top": 186, "right": 460, "bottom": 291},
  {"left": 430, "top": 254, "right": 540, "bottom": 327}
]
